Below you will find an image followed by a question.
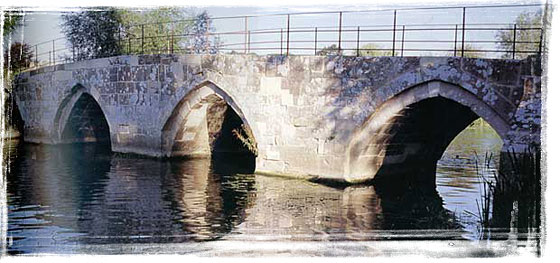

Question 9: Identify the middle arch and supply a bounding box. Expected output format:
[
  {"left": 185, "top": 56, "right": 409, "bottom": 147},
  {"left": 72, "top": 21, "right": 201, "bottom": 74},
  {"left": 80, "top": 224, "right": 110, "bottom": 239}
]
[
  {"left": 344, "top": 80, "right": 509, "bottom": 184},
  {"left": 161, "top": 81, "right": 258, "bottom": 160}
]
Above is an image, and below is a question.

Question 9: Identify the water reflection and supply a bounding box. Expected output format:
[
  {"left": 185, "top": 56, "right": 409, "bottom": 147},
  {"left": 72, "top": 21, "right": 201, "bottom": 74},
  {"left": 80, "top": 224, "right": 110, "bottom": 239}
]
[
  {"left": 436, "top": 118, "right": 503, "bottom": 239},
  {"left": 5, "top": 125, "right": 499, "bottom": 254},
  {"left": 231, "top": 176, "right": 462, "bottom": 242},
  {"left": 6, "top": 142, "right": 256, "bottom": 253}
]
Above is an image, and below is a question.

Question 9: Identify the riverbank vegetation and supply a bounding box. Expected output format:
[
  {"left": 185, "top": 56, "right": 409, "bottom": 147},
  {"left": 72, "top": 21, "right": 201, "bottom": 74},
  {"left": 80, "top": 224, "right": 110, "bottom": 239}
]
[{"left": 470, "top": 147, "right": 541, "bottom": 243}]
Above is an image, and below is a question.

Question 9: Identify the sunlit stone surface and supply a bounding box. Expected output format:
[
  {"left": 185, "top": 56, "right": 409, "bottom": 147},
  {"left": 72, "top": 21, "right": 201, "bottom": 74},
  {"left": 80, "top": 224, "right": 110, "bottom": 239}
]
[{"left": 12, "top": 54, "right": 540, "bottom": 183}]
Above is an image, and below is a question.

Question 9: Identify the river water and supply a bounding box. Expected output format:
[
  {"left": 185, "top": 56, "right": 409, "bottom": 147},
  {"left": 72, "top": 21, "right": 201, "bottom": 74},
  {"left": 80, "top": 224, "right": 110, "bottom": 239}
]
[{"left": 3, "top": 120, "right": 535, "bottom": 256}]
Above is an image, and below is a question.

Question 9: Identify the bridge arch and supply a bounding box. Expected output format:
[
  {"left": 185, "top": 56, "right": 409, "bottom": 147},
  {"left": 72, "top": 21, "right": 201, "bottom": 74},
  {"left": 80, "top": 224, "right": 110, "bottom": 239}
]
[
  {"left": 161, "top": 81, "right": 258, "bottom": 162},
  {"left": 53, "top": 84, "right": 111, "bottom": 146},
  {"left": 345, "top": 80, "right": 509, "bottom": 184}
]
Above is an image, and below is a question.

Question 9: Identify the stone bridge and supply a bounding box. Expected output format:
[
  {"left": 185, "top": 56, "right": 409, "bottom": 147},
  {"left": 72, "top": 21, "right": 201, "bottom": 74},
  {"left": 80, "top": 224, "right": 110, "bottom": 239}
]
[{"left": 11, "top": 54, "right": 541, "bottom": 184}]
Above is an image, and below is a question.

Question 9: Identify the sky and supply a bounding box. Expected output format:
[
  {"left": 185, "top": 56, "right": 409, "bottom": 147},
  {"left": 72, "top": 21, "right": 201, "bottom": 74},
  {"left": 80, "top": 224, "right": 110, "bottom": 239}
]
[{"left": 2, "top": 0, "right": 545, "bottom": 62}]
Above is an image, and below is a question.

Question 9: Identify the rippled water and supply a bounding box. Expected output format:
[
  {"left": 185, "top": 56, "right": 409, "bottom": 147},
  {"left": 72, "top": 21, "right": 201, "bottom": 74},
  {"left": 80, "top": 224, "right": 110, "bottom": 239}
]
[{"left": 4, "top": 120, "right": 516, "bottom": 255}]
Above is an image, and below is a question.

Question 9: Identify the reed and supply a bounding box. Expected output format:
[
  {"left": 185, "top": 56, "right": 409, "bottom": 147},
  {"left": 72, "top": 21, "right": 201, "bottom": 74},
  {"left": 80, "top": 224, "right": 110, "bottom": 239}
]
[{"left": 468, "top": 146, "right": 541, "bottom": 240}]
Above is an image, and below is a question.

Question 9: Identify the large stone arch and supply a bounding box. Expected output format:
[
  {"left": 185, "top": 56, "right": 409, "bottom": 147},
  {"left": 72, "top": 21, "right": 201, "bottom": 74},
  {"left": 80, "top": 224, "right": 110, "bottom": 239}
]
[
  {"left": 53, "top": 84, "right": 111, "bottom": 146},
  {"left": 160, "top": 81, "right": 257, "bottom": 159},
  {"left": 344, "top": 80, "right": 509, "bottom": 184}
]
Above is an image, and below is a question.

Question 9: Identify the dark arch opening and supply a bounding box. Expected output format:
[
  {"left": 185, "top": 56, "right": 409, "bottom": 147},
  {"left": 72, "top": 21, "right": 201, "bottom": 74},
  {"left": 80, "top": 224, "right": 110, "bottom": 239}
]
[
  {"left": 367, "top": 96, "right": 505, "bottom": 232},
  {"left": 373, "top": 96, "right": 483, "bottom": 188},
  {"left": 61, "top": 93, "right": 111, "bottom": 148},
  {"left": 168, "top": 93, "right": 257, "bottom": 174}
]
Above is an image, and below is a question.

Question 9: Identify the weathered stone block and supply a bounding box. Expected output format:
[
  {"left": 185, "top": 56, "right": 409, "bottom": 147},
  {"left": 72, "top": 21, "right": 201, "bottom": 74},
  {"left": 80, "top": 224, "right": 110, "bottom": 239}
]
[
  {"left": 118, "top": 94, "right": 130, "bottom": 105},
  {"left": 116, "top": 82, "right": 134, "bottom": 94},
  {"left": 117, "top": 66, "right": 132, "bottom": 81}
]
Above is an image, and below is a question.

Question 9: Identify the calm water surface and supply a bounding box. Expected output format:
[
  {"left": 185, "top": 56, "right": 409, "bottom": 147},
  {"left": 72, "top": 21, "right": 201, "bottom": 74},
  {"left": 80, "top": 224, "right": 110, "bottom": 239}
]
[{"left": 4, "top": 121, "right": 509, "bottom": 255}]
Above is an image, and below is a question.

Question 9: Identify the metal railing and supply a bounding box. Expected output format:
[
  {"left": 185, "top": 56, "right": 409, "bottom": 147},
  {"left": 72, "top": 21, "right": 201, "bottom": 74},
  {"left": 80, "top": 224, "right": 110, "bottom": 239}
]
[{"left": 16, "top": 3, "right": 545, "bottom": 70}]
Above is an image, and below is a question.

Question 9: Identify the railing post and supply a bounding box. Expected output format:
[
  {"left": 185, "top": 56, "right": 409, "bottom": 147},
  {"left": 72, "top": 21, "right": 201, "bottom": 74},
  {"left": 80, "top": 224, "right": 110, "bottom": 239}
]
[
  {"left": 118, "top": 25, "right": 122, "bottom": 53},
  {"left": 338, "top": 12, "right": 343, "bottom": 54},
  {"left": 141, "top": 24, "right": 145, "bottom": 54},
  {"left": 392, "top": 10, "right": 397, "bottom": 57},
  {"left": 356, "top": 26, "right": 360, "bottom": 56},
  {"left": 512, "top": 24, "right": 517, "bottom": 59},
  {"left": 170, "top": 22, "right": 174, "bottom": 54},
  {"left": 206, "top": 18, "right": 211, "bottom": 54},
  {"left": 454, "top": 24, "right": 458, "bottom": 56},
  {"left": 314, "top": 27, "right": 318, "bottom": 55},
  {"left": 538, "top": 27, "right": 543, "bottom": 57},
  {"left": 401, "top": 25, "right": 405, "bottom": 57},
  {"left": 286, "top": 14, "right": 290, "bottom": 56},
  {"left": 72, "top": 44, "right": 75, "bottom": 62},
  {"left": 280, "top": 28, "right": 283, "bottom": 55},
  {"left": 248, "top": 30, "right": 251, "bottom": 53},
  {"left": 167, "top": 24, "right": 171, "bottom": 54},
  {"left": 52, "top": 40, "right": 55, "bottom": 65},
  {"left": 461, "top": 7, "right": 466, "bottom": 57},
  {"left": 244, "top": 16, "right": 248, "bottom": 54}
]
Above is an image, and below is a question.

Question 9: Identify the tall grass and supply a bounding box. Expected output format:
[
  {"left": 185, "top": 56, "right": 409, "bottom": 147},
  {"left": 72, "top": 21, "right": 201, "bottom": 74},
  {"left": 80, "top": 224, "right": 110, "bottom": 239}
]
[
  {"left": 470, "top": 146, "right": 541, "bottom": 241},
  {"left": 464, "top": 151, "right": 496, "bottom": 239}
]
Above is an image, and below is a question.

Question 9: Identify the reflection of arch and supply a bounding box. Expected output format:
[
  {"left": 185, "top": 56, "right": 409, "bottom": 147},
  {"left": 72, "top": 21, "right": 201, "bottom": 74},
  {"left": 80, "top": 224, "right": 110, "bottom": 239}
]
[
  {"left": 161, "top": 81, "right": 257, "bottom": 158},
  {"left": 345, "top": 80, "right": 508, "bottom": 183},
  {"left": 53, "top": 85, "right": 111, "bottom": 146}
]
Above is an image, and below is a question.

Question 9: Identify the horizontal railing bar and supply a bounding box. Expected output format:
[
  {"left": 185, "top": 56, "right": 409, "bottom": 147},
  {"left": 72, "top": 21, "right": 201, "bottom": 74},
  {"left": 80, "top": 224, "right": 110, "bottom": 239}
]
[
  {"left": 14, "top": 3, "right": 545, "bottom": 71},
  {"left": 26, "top": 3, "right": 545, "bottom": 46},
  {"left": 115, "top": 3, "right": 544, "bottom": 29}
]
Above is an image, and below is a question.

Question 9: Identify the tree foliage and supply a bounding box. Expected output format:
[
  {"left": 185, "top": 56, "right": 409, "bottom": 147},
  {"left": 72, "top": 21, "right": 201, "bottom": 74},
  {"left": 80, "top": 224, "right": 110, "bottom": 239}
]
[
  {"left": 447, "top": 43, "right": 483, "bottom": 58},
  {"left": 4, "top": 42, "right": 34, "bottom": 72},
  {"left": 3, "top": 11, "right": 22, "bottom": 36},
  {"left": 496, "top": 11, "right": 543, "bottom": 60},
  {"left": 118, "top": 7, "right": 191, "bottom": 54},
  {"left": 185, "top": 11, "right": 219, "bottom": 54},
  {"left": 61, "top": 9, "right": 122, "bottom": 60},
  {"left": 316, "top": 44, "right": 340, "bottom": 56},
  {"left": 61, "top": 7, "right": 219, "bottom": 59},
  {"left": 316, "top": 43, "right": 395, "bottom": 57},
  {"left": 355, "top": 43, "right": 393, "bottom": 57}
]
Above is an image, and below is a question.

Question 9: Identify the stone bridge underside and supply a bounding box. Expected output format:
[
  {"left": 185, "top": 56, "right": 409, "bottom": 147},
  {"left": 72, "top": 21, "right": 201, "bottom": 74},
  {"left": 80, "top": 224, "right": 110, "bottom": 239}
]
[{"left": 12, "top": 54, "right": 541, "bottom": 183}]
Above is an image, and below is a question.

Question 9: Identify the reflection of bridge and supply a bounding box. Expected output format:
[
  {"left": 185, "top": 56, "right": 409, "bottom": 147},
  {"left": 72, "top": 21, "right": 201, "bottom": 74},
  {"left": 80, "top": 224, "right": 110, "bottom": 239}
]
[
  {"left": 11, "top": 54, "right": 541, "bottom": 183},
  {"left": 7, "top": 144, "right": 457, "bottom": 246}
]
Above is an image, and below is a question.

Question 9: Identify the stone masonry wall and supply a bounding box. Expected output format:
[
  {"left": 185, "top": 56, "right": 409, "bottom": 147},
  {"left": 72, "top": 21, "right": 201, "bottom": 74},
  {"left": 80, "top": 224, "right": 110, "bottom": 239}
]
[{"left": 12, "top": 54, "right": 539, "bottom": 182}]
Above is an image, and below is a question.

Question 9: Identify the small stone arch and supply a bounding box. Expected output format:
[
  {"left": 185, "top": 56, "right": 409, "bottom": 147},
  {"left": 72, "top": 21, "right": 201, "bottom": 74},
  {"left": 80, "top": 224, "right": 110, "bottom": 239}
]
[
  {"left": 344, "top": 80, "right": 509, "bottom": 183},
  {"left": 53, "top": 84, "right": 111, "bottom": 146},
  {"left": 160, "top": 81, "right": 257, "bottom": 158}
]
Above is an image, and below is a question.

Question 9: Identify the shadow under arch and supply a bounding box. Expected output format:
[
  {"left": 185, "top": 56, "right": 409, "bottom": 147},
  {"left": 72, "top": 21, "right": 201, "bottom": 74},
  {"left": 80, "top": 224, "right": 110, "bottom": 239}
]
[
  {"left": 3, "top": 91, "right": 25, "bottom": 139},
  {"left": 53, "top": 85, "right": 111, "bottom": 148},
  {"left": 161, "top": 81, "right": 257, "bottom": 173},
  {"left": 345, "top": 80, "right": 509, "bottom": 185}
]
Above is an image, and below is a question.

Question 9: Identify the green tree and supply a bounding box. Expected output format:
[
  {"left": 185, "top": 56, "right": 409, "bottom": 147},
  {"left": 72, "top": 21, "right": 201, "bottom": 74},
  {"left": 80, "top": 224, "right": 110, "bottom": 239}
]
[
  {"left": 447, "top": 43, "right": 483, "bottom": 58},
  {"left": 185, "top": 11, "right": 220, "bottom": 54},
  {"left": 61, "top": 7, "right": 219, "bottom": 59},
  {"left": 118, "top": 7, "right": 192, "bottom": 54},
  {"left": 3, "top": 10, "right": 22, "bottom": 36},
  {"left": 316, "top": 44, "right": 340, "bottom": 56},
  {"left": 496, "top": 11, "right": 543, "bottom": 60},
  {"left": 4, "top": 42, "right": 34, "bottom": 73},
  {"left": 61, "top": 8, "right": 122, "bottom": 60},
  {"left": 355, "top": 43, "right": 393, "bottom": 57}
]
